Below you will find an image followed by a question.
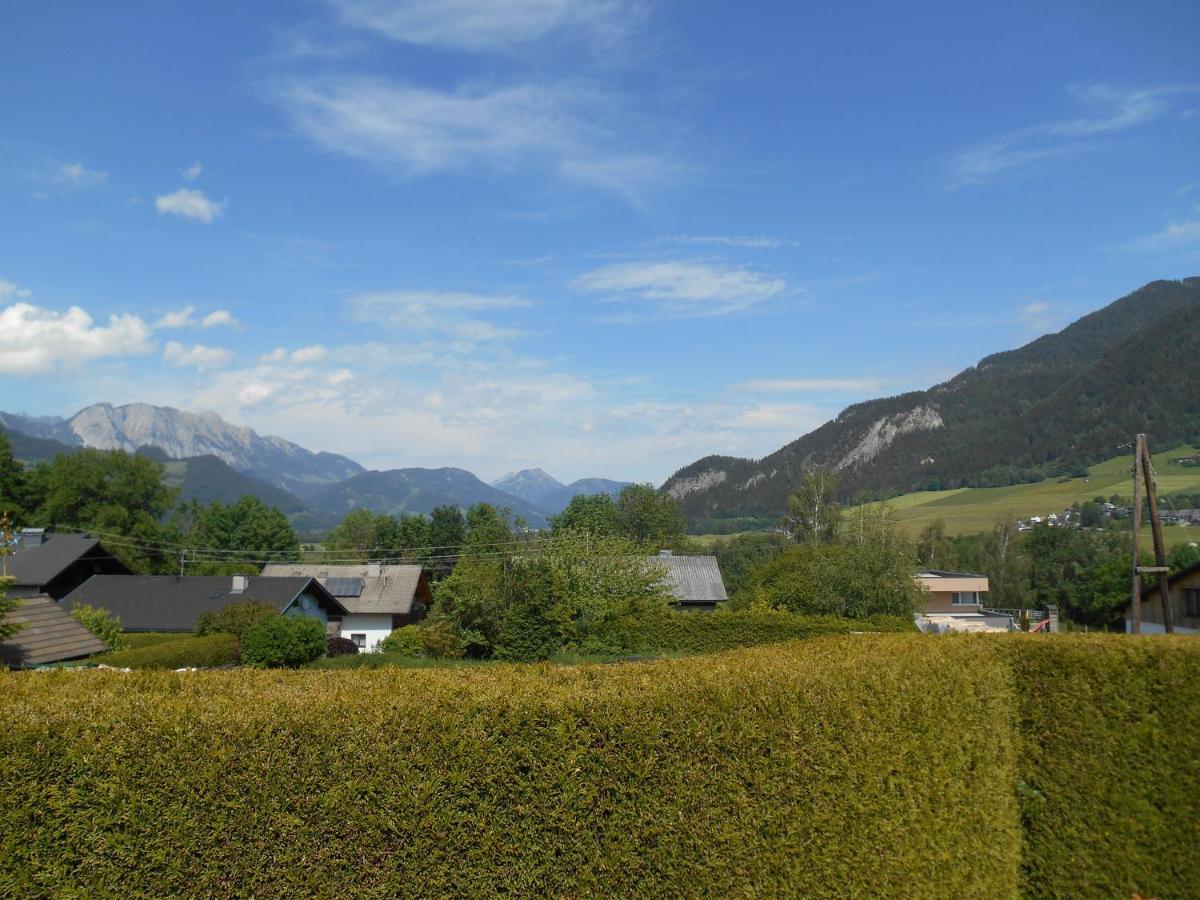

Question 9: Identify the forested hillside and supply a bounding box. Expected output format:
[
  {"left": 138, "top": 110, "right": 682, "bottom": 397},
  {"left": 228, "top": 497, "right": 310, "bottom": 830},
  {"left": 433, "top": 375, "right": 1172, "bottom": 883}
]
[{"left": 665, "top": 277, "right": 1200, "bottom": 523}]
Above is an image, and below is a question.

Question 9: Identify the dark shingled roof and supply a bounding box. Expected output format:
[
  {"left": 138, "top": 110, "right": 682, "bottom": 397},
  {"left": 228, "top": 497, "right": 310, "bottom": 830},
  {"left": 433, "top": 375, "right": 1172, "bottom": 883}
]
[
  {"left": 62, "top": 575, "right": 346, "bottom": 632},
  {"left": 0, "top": 594, "right": 108, "bottom": 667},
  {"left": 7, "top": 534, "right": 121, "bottom": 587}
]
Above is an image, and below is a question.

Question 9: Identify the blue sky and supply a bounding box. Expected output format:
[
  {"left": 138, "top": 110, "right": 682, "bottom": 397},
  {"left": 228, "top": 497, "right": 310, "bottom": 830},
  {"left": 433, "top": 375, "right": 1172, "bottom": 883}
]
[{"left": 2, "top": 0, "right": 1198, "bottom": 483}]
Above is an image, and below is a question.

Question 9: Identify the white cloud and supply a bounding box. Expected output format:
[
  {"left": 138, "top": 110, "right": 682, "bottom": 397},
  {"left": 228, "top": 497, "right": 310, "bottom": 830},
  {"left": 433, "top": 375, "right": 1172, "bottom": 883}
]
[
  {"left": 1131, "top": 219, "right": 1200, "bottom": 252},
  {"left": 0, "top": 279, "right": 32, "bottom": 300},
  {"left": 1018, "top": 300, "right": 1058, "bottom": 333},
  {"left": 270, "top": 76, "right": 675, "bottom": 199},
  {"left": 290, "top": 345, "right": 329, "bottom": 363},
  {"left": 200, "top": 309, "right": 237, "bottom": 328},
  {"left": 154, "top": 306, "right": 196, "bottom": 329},
  {"left": 56, "top": 162, "right": 108, "bottom": 190},
  {"left": 572, "top": 260, "right": 787, "bottom": 317},
  {"left": 162, "top": 341, "right": 235, "bottom": 371},
  {"left": 182, "top": 161, "right": 203, "bottom": 181},
  {"left": 350, "top": 290, "right": 533, "bottom": 342},
  {"left": 329, "top": 0, "right": 637, "bottom": 50},
  {"left": 735, "top": 378, "right": 884, "bottom": 393},
  {"left": 950, "top": 84, "right": 1200, "bottom": 187},
  {"left": 0, "top": 302, "right": 153, "bottom": 375},
  {"left": 155, "top": 188, "right": 227, "bottom": 223}
]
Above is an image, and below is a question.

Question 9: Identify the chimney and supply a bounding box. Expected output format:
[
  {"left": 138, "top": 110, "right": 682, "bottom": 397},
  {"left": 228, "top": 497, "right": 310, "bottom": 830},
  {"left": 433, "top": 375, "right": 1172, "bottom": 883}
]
[
  {"left": 366, "top": 562, "right": 382, "bottom": 577},
  {"left": 18, "top": 528, "right": 48, "bottom": 549},
  {"left": 231, "top": 575, "right": 248, "bottom": 593}
]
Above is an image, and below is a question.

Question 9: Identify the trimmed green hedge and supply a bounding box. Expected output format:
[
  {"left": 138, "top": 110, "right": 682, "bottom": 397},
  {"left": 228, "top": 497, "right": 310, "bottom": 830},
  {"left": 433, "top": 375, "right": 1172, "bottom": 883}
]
[
  {"left": 1007, "top": 635, "right": 1200, "bottom": 898},
  {"left": 88, "top": 633, "right": 239, "bottom": 669},
  {"left": 119, "top": 632, "right": 192, "bottom": 650},
  {"left": 608, "top": 608, "right": 914, "bottom": 654},
  {"left": 0, "top": 636, "right": 1018, "bottom": 897}
]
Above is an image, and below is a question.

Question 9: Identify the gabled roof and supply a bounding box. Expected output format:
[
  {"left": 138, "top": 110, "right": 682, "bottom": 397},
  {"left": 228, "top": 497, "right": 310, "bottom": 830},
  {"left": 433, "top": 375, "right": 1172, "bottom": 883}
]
[
  {"left": 260, "top": 564, "right": 430, "bottom": 615},
  {"left": 0, "top": 594, "right": 108, "bottom": 666},
  {"left": 1139, "top": 559, "right": 1200, "bottom": 600},
  {"left": 646, "top": 555, "right": 728, "bottom": 606},
  {"left": 62, "top": 575, "right": 346, "bottom": 632},
  {"left": 6, "top": 534, "right": 128, "bottom": 587}
]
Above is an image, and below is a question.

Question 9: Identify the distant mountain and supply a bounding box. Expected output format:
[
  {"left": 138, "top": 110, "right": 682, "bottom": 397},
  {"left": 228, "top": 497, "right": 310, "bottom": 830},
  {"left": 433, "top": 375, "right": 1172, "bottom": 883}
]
[
  {"left": 1, "top": 427, "right": 80, "bottom": 463},
  {"left": 0, "top": 402, "right": 364, "bottom": 498},
  {"left": 663, "top": 277, "right": 1200, "bottom": 523},
  {"left": 492, "top": 468, "right": 565, "bottom": 507},
  {"left": 158, "top": 453, "right": 309, "bottom": 513},
  {"left": 311, "top": 467, "right": 551, "bottom": 527}
]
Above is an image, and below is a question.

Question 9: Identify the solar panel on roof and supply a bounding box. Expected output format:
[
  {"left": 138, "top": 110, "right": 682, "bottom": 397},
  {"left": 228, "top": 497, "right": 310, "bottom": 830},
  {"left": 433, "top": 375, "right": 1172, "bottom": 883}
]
[{"left": 323, "top": 576, "right": 363, "bottom": 597}]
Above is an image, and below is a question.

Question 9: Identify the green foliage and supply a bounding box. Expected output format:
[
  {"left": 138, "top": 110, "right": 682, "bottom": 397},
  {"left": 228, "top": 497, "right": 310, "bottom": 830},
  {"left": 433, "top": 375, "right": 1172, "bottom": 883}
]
[
  {"left": 324, "top": 509, "right": 407, "bottom": 562},
  {"left": 1168, "top": 540, "right": 1200, "bottom": 572},
  {"left": 418, "top": 617, "right": 466, "bottom": 658},
  {"left": 1024, "top": 525, "right": 1132, "bottom": 627},
  {"left": 240, "top": 615, "right": 327, "bottom": 668},
  {"left": 176, "top": 497, "right": 299, "bottom": 574},
  {"left": 551, "top": 493, "right": 620, "bottom": 536},
  {"left": 463, "top": 502, "right": 513, "bottom": 553},
  {"left": 601, "top": 609, "right": 914, "bottom": 655},
  {"left": 784, "top": 468, "right": 840, "bottom": 544},
  {"left": 378, "top": 625, "right": 423, "bottom": 657},
  {"left": 28, "top": 449, "right": 179, "bottom": 573},
  {"left": 702, "top": 532, "right": 790, "bottom": 600},
  {"left": 915, "top": 518, "right": 953, "bottom": 569},
  {"left": 427, "top": 505, "right": 465, "bottom": 552},
  {"left": 1004, "top": 636, "right": 1200, "bottom": 898},
  {"left": 194, "top": 599, "right": 280, "bottom": 641},
  {"left": 0, "top": 430, "right": 29, "bottom": 522},
  {"left": 741, "top": 506, "right": 924, "bottom": 618},
  {"left": 69, "top": 604, "right": 124, "bottom": 651},
  {"left": 90, "top": 633, "right": 239, "bottom": 669},
  {"left": 119, "top": 632, "right": 186, "bottom": 650},
  {"left": 0, "top": 636, "right": 1021, "bottom": 896},
  {"left": 0, "top": 577, "right": 23, "bottom": 642},
  {"left": 614, "top": 483, "right": 686, "bottom": 545}
]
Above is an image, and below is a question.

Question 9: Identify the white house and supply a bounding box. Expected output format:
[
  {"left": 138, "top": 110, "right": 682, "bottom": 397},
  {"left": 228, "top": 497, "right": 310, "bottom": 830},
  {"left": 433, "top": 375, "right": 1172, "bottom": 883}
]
[{"left": 261, "top": 563, "right": 432, "bottom": 651}]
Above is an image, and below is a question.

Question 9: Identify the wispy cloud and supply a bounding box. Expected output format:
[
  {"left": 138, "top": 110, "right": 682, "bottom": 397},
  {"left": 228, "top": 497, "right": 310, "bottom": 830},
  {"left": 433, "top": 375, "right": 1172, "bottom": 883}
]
[
  {"left": 329, "top": 0, "right": 639, "bottom": 51},
  {"left": 155, "top": 188, "right": 227, "bottom": 223},
  {"left": 573, "top": 260, "right": 787, "bottom": 318},
  {"left": 734, "top": 378, "right": 884, "bottom": 393},
  {"left": 154, "top": 306, "right": 239, "bottom": 329},
  {"left": 54, "top": 161, "right": 108, "bottom": 191},
  {"left": 181, "top": 161, "right": 203, "bottom": 181},
  {"left": 1130, "top": 219, "right": 1200, "bottom": 252},
  {"left": 1017, "top": 300, "right": 1060, "bottom": 333},
  {"left": 0, "top": 301, "right": 153, "bottom": 375},
  {"left": 270, "top": 75, "right": 677, "bottom": 199},
  {"left": 950, "top": 83, "right": 1200, "bottom": 187},
  {"left": 349, "top": 290, "right": 533, "bottom": 343},
  {"left": 200, "top": 309, "right": 238, "bottom": 328},
  {"left": 163, "top": 341, "right": 235, "bottom": 371},
  {"left": 0, "top": 279, "right": 32, "bottom": 300}
]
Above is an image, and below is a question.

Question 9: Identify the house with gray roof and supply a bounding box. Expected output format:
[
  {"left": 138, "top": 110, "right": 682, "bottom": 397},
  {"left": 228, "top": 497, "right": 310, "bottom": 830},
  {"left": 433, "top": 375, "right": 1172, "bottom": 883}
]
[
  {"left": 62, "top": 574, "right": 346, "bottom": 634},
  {"left": 647, "top": 552, "right": 728, "bottom": 609},
  {"left": 5, "top": 530, "right": 130, "bottom": 600},
  {"left": 0, "top": 594, "right": 109, "bottom": 668},
  {"left": 260, "top": 563, "right": 432, "bottom": 651}
]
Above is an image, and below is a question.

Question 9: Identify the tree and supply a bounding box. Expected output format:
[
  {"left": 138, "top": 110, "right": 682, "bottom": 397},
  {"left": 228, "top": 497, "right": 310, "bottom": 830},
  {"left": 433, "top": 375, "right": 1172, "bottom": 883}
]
[
  {"left": 552, "top": 493, "right": 620, "bottom": 536},
  {"left": 463, "top": 503, "right": 512, "bottom": 554},
  {"left": 1079, "top": 501, "right": 1103, "bottom": 528},
  {"left": 324, "top": 509, "right": 413, "bottom": 562},
  {"left": 1168, "top": 542, "right": 1200, "bottom": 573},
  {"left": 31, "top": 449, "right": 179, "bottom": 573},
  {"left": 177, "top": 497, "right": 299, "bottom": 573},
  {"left": 0, "top": 577, "right": 23, "bottom": 642},
  {"left": 0, "top": 431, "right": 29, "bottom": 522},
  {"left": 615, "top": 484, "right": 686, "bottom": 546},
  {"left": 70, "top": 604, "right": 124, "bottom": 651},
  {"left": 194, "top": 599, "right": 280, "bottom": 640},
  {"left": 427, "top": 505, "right": 466, "bottom": 552},
  {"left": 784, "top": 468, "right": 841, "bottom": 545},
  {"left": 240, "top": 614, "right": 327, "bottom": 667},
  {"left": 916, "top": 519, "right": 954, "bottom": 569}
]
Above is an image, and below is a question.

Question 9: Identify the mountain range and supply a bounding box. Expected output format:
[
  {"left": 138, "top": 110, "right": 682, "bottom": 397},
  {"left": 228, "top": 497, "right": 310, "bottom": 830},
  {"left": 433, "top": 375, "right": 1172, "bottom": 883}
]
[
  {"left": 0, "top": 403, "right": 630, "bottom": 533},
  {"left": 663, "top": 276, "right": 1200, "bottom": 523}
]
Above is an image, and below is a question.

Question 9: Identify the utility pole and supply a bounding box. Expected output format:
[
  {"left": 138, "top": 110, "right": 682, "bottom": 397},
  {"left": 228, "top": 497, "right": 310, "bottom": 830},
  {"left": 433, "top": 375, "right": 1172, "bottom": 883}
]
[
  {"left": 0, "top": 511, "right": 12, "bottom": 579},
  {"left": 1139, "top": 436, "right": 1175, "bottom": 633},
  {"left": 1130, "top": 439, "right": 1143, "bottom": 634}
]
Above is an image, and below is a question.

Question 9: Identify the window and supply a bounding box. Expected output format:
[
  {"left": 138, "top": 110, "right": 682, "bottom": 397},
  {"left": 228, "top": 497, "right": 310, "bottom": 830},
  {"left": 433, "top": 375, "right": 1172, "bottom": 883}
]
[
  {"left": 952, "top": 591, "right": 979, "bottom": 606},
  {"left": 351, "top": 633, "right": 366, "bottom": 649},
  {"left": 1186, "top": 589, "right": 1200, "bottom": 618}
]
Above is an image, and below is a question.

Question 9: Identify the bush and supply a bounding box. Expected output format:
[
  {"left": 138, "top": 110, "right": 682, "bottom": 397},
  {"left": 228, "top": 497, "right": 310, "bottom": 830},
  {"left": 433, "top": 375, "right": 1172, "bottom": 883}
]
[
  {"left": 120, "top": 632, "right": 187, "bottom": 650},
  {"left": 240, "top": 615, "right": 327, "bottom": 668},
  {"left": 599, "top": 608, "right": 914, "bottom": 655},
  {"left": 69, "top": 604, "right": 125, "bottom": 651},
  {"left": 0, "top": 635, "right": 1019, "bottom": 896},
  {"left": 1004, "top": 635, "right": 1200, "bottom": 898},
  {"left": 378, "top": 625, "right": 422, "bottom": 657},
  {"left": 90, "top": 633, "right": 239, "bottom": 669},
  {"left": 194, "top": 599, "right": 279, "bottom": 640},
  {"left": 326, "top": 636, "right": 358, "bottom": 657},
  {"left": 418, "top": 617, "right": 465, "bottom": 659}
]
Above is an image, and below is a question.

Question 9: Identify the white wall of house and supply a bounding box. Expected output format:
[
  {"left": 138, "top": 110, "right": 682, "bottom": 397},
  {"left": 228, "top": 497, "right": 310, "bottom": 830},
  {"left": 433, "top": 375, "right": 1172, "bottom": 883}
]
[
  {"left": 339, "top": 613, "right": 394, "bottom": 652},
  {"left": 1124, "top": 619, "right": 1199, "bottom": 636}
]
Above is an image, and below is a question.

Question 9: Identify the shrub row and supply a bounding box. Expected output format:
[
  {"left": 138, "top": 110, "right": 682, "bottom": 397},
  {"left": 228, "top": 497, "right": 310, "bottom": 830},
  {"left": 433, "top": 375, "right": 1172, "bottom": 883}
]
[
  {"left": 88, "top": 633, "right": 240, "bottom": 670},
  {"left": 605, "top": 607, "right": 914, "bottom": 654},
  {"left": 0, "top": 635, "right": 1018, "bottom": 897},
  {"left": 1005, "top": 635, "right": 1200, "bottom": 898},
  {"left": 118, "top": 632, "right": 190, "bottom": 650}
]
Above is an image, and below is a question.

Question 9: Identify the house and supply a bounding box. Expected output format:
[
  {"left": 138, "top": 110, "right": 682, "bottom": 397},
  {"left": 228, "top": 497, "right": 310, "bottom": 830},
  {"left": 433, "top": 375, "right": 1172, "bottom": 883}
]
[
  {"left": 647, "top": 551, "right": 728, "bottom": 609},
  {"left": 1124, "top": 561, "right": 1200, "bottom": 635},
  {"left": 4, "top": 530, "right": 130, "bottom": 600},
  {"left": 915, "top": 570, "right": 1012, "bottom": 633},
  {"left": 260, "top": 563, "right": 432, "bottom": 651},
  {"left": 61, "top": 574, "right": 347, "bottom": 633},
  {"left": 0, "top": 594, "right": 109, "bottom": 668}
]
